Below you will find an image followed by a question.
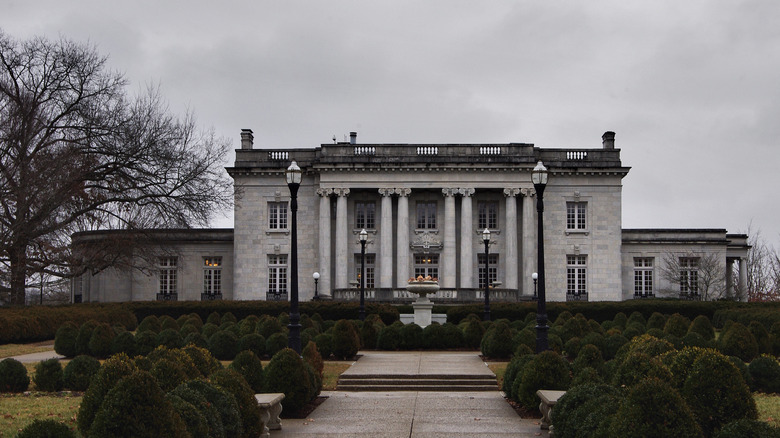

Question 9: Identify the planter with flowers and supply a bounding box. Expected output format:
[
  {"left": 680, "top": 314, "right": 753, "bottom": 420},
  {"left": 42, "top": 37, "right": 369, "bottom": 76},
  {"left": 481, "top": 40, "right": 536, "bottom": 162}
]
[{"left": 406, "top": 276, "right": 439, "bottom": 327}]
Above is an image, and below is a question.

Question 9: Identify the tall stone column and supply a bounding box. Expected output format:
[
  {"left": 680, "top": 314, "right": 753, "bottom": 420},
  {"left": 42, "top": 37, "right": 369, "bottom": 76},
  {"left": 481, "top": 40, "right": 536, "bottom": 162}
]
[
  {"left": 739, "top": 258, "right": 748, "bottom": 301},
  {"left": 521, "top": 188, "right": 536, "bottom": 297},
  {"left": 317, "top": 188, "right": 333, "bottom": 297},
  {"left": 395, "top": 188, "right": 411, "bottom": 287},
  {"left": 504, "top": 188, "right": 520, "bottom": 290},
  {"left": 442, "top": 188, "right": 457, "bottom": 288},
  {"left": 334, "top": 188, "right": 350, "bottom": 290},
  {"left": 378, "top": 188, "right": 394, "bottom": 289},
  {"left": 459, "top": 188, "right": 475, "bottom": 289},
  {"left": 726, "top": 258, "right": 734, "bottom": 299}
]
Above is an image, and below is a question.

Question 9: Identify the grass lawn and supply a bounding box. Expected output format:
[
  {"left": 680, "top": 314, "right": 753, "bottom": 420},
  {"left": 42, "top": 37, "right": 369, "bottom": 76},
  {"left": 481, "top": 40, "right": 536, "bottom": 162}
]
[
  {"left": 0, "top": 393, "right": 81, "bottom": 437},
  {"left": 487, "top": 362, "right": 508, "bottom": 389},
  {"left": 0, "top": 343, "right": 55, "bottom": 359},
  {"left": 755, "top": 392, "right": 780, "bottom": 427}
]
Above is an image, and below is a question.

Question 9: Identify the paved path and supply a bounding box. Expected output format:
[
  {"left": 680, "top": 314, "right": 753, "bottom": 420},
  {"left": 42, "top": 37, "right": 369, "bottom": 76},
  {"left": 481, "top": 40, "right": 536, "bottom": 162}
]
[
  {"left": 6, "top": 349, "right": 64, "bottom": 363},
  {"left": 274, "top": 351, "right": 548, "bottom": 438}
]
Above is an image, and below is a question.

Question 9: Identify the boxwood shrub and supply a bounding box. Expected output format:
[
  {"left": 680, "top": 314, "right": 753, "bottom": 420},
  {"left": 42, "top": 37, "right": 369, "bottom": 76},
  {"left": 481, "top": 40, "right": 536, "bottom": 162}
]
[
  {"left": 610, "top": 378, "right": 702, "bottom": 438},
  {"left": 63, "top": 355, "right": 101, "bottom": 391},
  {"left": 33, "top": 358, "right": 64, "bottom": 392},
  {"left": 0, "top": 358, "right": 30, "bottom": 392},
  {"left": 263, "top": 348, "right": 314, "bottom": 415},
  {"left": 17, "top": 419, "right": 77, "bottom": 438},
  {"left": 515, "top": 350, "right": 571, "bottom": 409}
]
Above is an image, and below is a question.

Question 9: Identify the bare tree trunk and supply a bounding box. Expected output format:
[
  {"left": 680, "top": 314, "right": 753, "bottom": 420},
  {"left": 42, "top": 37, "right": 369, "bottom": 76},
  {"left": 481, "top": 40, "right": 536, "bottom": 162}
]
[{"left": 9, "top": 244, "right": 27, "bottom": 305}]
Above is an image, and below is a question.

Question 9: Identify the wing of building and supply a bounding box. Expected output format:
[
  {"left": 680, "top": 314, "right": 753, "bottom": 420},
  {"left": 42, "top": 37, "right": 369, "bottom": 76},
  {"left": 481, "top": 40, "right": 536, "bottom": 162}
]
[{"left": 70, "top": 130, "right": 749, "bottom": 303}]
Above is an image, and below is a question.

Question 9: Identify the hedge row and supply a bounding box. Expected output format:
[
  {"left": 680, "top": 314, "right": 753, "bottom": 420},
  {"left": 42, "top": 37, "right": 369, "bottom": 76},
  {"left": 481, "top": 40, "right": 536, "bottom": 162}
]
[{"left": 0, "top": 304, "right": 137, "bottom": 344}]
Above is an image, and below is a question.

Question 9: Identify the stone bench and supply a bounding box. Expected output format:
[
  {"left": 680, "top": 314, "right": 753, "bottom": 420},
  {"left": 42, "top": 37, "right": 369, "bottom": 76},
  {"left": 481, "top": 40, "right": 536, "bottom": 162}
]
[
  {"left": 255, "top": 393, "right": 285, "bottom": 438},
  {"left": 536, "top": 389, "right": 566, "bottom": 436}
]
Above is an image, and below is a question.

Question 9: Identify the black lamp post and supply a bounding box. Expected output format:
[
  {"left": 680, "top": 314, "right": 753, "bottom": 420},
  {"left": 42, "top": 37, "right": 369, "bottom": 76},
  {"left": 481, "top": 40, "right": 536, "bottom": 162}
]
[
  {"left": 532, "top": 160, "right": 549, "bottom": 353},
  {"left": 313, "top": 272, "right": 320, "bottom": 301},
  {"left": 286, "top": 161, "right": 302, "bottom": 354},
  {"left": 532, "top": 272, "right": 538, "bottom": 300},
  {"left": 482, "top": 228, "right": 491, "bottom": 321},
  {"left": 359, "top": 228, "right": 368, "bottom": 321}
]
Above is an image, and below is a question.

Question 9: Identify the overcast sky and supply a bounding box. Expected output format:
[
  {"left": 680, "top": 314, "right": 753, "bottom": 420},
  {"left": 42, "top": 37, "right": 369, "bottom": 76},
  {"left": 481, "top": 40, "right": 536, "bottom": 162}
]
[{"left": 3, "top": 1, "right": 779, "bottom": 247}]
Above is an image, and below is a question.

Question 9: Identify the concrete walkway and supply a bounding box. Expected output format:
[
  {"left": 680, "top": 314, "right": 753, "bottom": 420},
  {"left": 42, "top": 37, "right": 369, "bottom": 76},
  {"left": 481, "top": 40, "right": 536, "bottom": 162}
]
[
  {"left": 6, "top": 349, "right": 64, "bottom": 363},
  {"left": 274, "top": 351, "right": 548, "bottom": 438}
]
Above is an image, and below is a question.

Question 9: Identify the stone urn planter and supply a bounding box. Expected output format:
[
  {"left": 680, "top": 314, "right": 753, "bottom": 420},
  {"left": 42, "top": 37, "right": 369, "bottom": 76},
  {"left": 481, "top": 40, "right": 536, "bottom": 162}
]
[{"left": 406, "top": 277, "right": 439, "bottom": 327}]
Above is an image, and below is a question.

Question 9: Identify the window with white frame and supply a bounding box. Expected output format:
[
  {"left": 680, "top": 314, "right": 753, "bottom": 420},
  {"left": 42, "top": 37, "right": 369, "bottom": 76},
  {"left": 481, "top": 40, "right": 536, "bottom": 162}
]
[
  {"left": 355, "top": 201, "right": 376, "bottom": 229},
  {"left": 354, "top": 253, "right": 376, "bottom": 289},
  {"left": 159, "top": 257, "right": 178, "bottom": 295},
  {"left": 633, "top": 257, "right": 654, "bottom": 297},
  {"left": 478, "top": 201, "right": 498, "bottom": 230},
  {"left": 478, "top": 253, "right": 499, "bottom": 288},
  {"left": 268, "top": 202, "right": 288, "bottom": 230},
  {"left": 203, "top": 257, "right": 222, "bottom": 296},
  {"left": 268, "top": 254, "right": 288, "bottom": 298},
  {"left": 567, "top": 255, "right": 587, "bottom": 296},
  {"left": 414, "top": 254, "right": 439, "bottom": 279},
  {"left": 566, "top": 202, "right": 587, "bottom": 231},
  {"left": 416, "top": 202, "right": 437, "bottom": 229},
  {"left": 679, "top": 257, "right": 699, "bottom": 296}
]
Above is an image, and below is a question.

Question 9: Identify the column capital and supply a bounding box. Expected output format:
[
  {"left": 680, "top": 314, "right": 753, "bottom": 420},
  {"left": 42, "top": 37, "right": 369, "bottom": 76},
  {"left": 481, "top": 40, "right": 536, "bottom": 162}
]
[
  {"left": 316, "top": 188, "right": 334, "bottom": 197},
  {"left": 458, "top": 188, "right": 475, "bottom": 197},
  {"left": 442, "top": 188, "right": 458, "bottom": 197},
  {"left": 503, "top": 188, "right": 521, "bottom": 197},
  {"left": 334, "top": 188, "right": 350, "bottom": 197},
  {"left": 378, "top": 188, "right": 395, "bottom": 197},
  {"left": 395, "top": 188, "right": 411, "bottom": 197},
  {"left": 520, "top": 188, "right": 536, "bottom": 198}
]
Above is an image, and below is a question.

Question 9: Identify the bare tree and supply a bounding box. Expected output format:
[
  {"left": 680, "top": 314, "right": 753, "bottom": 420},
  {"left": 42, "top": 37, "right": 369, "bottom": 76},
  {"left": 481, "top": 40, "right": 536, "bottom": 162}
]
[
  {"left": 743, "top": 226, "right": 780, "bottom": 301},
  {"left": 659, "top": 251, "right": 727, "bottom": 301},
  {"left": 0, "top": 32, "right": 232, "bottom": 305}
]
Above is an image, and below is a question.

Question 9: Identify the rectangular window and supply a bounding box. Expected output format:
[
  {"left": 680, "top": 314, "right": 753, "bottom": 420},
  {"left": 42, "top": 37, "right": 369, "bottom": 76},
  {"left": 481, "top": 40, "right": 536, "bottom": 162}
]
[
  {"left": 680, "top": 257, "right": 699, "bottom": 296},
  {"left": 203, "top": 257, "right": 222, "bottom": 296},
  {"left": 478, "top": 201, "right": 498, "bottom": 230},
  {"left": 354, "top": 254, "right": 376, "bottom": 289},
  {"left": 478, "top": 253, "right": 499, "bottom": 288},
  {"left": 416, "top": 202, "right": 437, "bottom": 229},
  {"left": 268, "top": 202, "right": 288, "bottom": 230},
  {"left": 567, "top": 255, "right": 587, "bottom": 298},
  {"left": 414, "top": 254, "right": 439, "bottom": 279},
  {"left": 566, "top": 202, "right": 587, "bottom": 230},
  {"left": 268, "top": 254, "right": 288, "bottom": 300},
  {"left": 355, "top": 202, "right": 376, "bottom": 229},
  {"left": 159, "top": 257, "right": 178, "bottom": 295},
  {"left": 633, "top": 257, "right": 654, "bottom": 297}
]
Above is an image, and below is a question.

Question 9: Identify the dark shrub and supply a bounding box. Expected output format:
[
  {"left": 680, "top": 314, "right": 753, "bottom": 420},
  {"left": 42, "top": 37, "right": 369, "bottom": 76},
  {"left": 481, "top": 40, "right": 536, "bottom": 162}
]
[
  {"left": 610, "top": 378, "right": 702, "bottom": 438},
  {"left": 646, "top": 312, "right": 667, "bottom": 331},
  {"left": 481, "top": 320, "right": 514, "bottom": 359},
  {"left": 659, "top": 346, "right": 712, "bottom": 389},
  {"left": 238, "top": 333, "right": 266, "bottom": 357},
  {"left": 682, "top": 332, "right": 713, "bottom": 349},
  {"left": 332, "top": 319, "right": 360, "bottom": 359},
  {"left": 422, "top": 323, "right": 447, "bottom": 349},
  {"left": 552, "top": 383, "right": 621, "bottom": 438},
  {"left": 180, "top": 379, "right": 242, "bottom": 438},
  {"left": 33, "top": 358, "right": 63, "bottom": 392},
  {"left": 75, "top": 320, "right": 98, "bottom": 355},
  {"left": 265, "top": 332, "right": 288, "bottom": 357},
  {"left": 17, "top": 419, "right": 77, "bottom": 438},
  {"left": 514, "top": 343, "right": 534, "bottom": 357},
  {"left": 221, "top": 312, "right": 238, "bottom": 324},
  {"left": 88, "top": 371, "right": 189, "bottom": 438},
  {"left": 613, "top": 312, "right": 628, "bottom": 329},
  {"left": 571, "top": 367, "right": 603, "bottom": 387},
  {"left": 156, "top": 328, "right": 184, "bottom": 349},
  {"left": 399, "top": 323, "right": 423, "bottom": 349},
  {"left": 54, "top": 322, "right": 79, "bottom": 358},
  {"left": 689, "top": 315, "right": 715, "bottom": 340},
  {"left": 603, "top": 334, "right": 628, "bottom": 360},
  {"left": 516, "top": 350, "right": 571, "bottom": 409},
  {"left": 612, "top": 352, "right": 672, "bottom": 389},
  {"left": 159, "top": 315, "right": 180, "bottom": 332},
  {"left": 210, "top": 368, "right": 262, "bottom": 438},
  {"left": 182, "top": 332, "right": 209, "bottom": 349},
  {"left": 728, "top": 355, "right": 753, "bottom": 389},
  {"left": 512, "top": 328, "right": 536, "bottom": 353},
  {"left": 645, "top": 327, "right": 665, "bottom": 339},
  {"left": 715, "top": 419, "right": 780, "bottom": 438},
  {"left": 440, "top": 323, "right": 465, "bottom": 348},
  {"left": 462, "top": 318, "right": 485, "bottom": 349},
  {"left": 137, "top": 315, "right": 162, "bottom": 334},
  {"left": 219, "top": 321, "right": 241, "bottom": 338},
  {"left": 0, "top": 358, "right": 30, "bottom": 392},
  {"left": 230, "top": 350, "right": 264, "bottom": 392},
  {"left": 258, "top": 317, "right": 285, "bottom": 339},
  {"left": 663, "top": 313, "right": 690, "bottom": 338},
  {"left": 169, "top": 384, "right": 224, "bottom": 438},
  {"left": 206, "top": 311, "right": 221, "bottom": 325},
  {"left": 146, "top": 346, "right": 201, "bottom": 379},
  {"left": 201, "top": 322, "right": 220, "bottom": 339},
  {"left": 502, "top": 353, "right": 534, "bottom": 400},
  {"left": 209, "top": 330, "right": 239, "bottom": 360},
  {"left": 563, "top": 336, "right": 581, "bottom": 360},
  {"left": 622, "top": 323, "right": 644, "bottom": 340},
  {"left": 263, "top": 348, "right": 313, "bottom": 415},
  {"left": 560, "top": 317, "right": 589, "bottom": 343},
  {"left": 166, "top": 394, "right": 209, "bottom": 438},
  {"left": 719, "top": 322, "right": 759, "bottom": 362},
  {"left": 314, "top": 333, "right": 334, "bottom": 359},
  {"left": 572, "top": 344, "right": 604, "bottom": 375},
  {"left": 627, "top": 311, "right": 647, "bottom": 327},
  {"left": 179, "top": 323, "right": 199, "bottom": 338},
  {"left": 150, "top": 358, "right": 189, "bottom": 392},
  {"left": 682, "top": 350, "right": 758, "bottom": 437},
  {"left": 748, "top": 355, "right": 780, "bottom": 393},
  {"left": 77, "top": 353, "right": 137, "bottom": 434},
  {"left": 109, "top": 330, "right": 136, "bottom": 356},
  {"left": 360, "top": 321, "right": 381, "bottom": 349},
  {"left": 182, "top": 344, "right": 222, "bottom": 377},
  {"left": 303, "top": 340, "right": 324, "bottom": 379},
  {"left": 63, "top": 355, "right": 101, "bottom": 391},
  {"left": 239, "top": 315, "right": 260, "bottom": 336},
  {"left": 615, "top": 334, "right": 674, "bottom": 364},
  {"left": 376, "top": 324, "right": 402, "bottom": 350},
  {"left": 749, "top": 321, "right": 773, "bottom": 355},
  {"left": 134, "top": 330, "right": 158, "bottom": 356},
  {"left": 580, "top": 332, "right": 606, "bottom": 353}
]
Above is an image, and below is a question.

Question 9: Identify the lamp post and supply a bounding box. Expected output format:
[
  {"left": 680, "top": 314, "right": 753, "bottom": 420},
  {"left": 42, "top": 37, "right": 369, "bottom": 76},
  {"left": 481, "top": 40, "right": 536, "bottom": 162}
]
[
  {"left": 286, "top": 161, "right": 302, "bottom": 354},
  {"left": 532, "top": 160, "right": 549, "bottom": 353},
  {"left": 359, "top": 228, "right": 368, "bottom": 321},
  {"left": 313, "top": 272, "right": 320, "bottom": 301},
  {"left": 482, "top": 228, "right": 491, "bottom": 321},
  {"left": 532, "top": 272, "right": 538, "bottom": 300}
]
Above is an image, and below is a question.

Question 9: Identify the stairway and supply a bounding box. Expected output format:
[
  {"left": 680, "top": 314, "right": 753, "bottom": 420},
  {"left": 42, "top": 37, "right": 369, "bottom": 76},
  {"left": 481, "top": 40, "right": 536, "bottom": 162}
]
[{"left": 337, "top": 373, "right": 499, "bottom": 392}]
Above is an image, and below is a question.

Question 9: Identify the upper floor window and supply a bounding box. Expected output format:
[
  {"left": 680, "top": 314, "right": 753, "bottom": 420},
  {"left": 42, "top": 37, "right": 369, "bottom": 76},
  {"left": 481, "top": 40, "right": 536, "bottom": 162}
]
[
  {"left": 566, "top": 202, "right": 587, "bottom": 230},
  {"left": 478, "top": 201, "right": 498, "bottom": 230},
  {"left": 203, "top": 257, "right": 222, "bottom": 296},
  {"left": 355, "top": 201, "right": 376, "bottom": 229},
  {"left": 633, "top": 257, "right": 654, "bottom": 297},
  {"left": 680, "top": 257, "right": 699, "bottom": 296},
  {"left": 159, "top": 257, "right": 178, "bottom": 295},
  {"left": 268, "top": 202, "right": 288, "bottom": 230},
  {"left": 416, "top": 202, "right": 437, "bottom": 229}
]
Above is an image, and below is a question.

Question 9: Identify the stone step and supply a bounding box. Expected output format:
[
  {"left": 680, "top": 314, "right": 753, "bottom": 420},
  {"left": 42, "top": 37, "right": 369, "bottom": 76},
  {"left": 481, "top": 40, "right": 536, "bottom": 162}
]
[
  {"left": 337, "top": 384, "right": 500, "bottom": 392},
  {"left": 337, "top": 374, "right": 499, "bottom": 392}
]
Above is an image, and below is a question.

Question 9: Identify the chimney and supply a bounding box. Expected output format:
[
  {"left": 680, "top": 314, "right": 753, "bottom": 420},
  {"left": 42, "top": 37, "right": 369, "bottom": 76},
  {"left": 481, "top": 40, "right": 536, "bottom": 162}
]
[
  {"left": 240, "top": 129, "right": 254, "bottom": 150},
  {"left": 349, "top": 131, "right": 357, "bottom": 145},
  {"left": 602, "top": 131, "right": 615, "bottom": 149}
]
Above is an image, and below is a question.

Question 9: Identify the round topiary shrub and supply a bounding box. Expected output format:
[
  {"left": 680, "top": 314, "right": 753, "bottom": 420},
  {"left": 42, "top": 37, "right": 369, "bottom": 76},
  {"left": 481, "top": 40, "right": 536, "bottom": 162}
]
[
  {"left": 332, "top": 319, "right": 360, "bottom": 359},
  {"left": 239, "top": 315, "right": 261, "bottom": 335},
  {"left": 689, "top": 315, "right": 715, "bottom": 340},
  {"left": 182, "top": 332, "right": 208, "bottom": 349},
  {"left": 572, "top": 343, "right": 604, "bottom": 375},
  {"left": 230, "top": 350, "right": 264, "bottom": 392},
  {"left": 502, "top": 353, "right": 535, "bottom": 400},
  {"left": 615, "top": 334, "right": 674, "bottom": 364},
  {"left": 682, "top": 332, "right": 713, "bottom": 349},
  {"left": 515, "top": 350, "right": 572, "bottom": 409},
  {"left": 16, "top": 419, "right": 77, "bottom": 438},
  {"left": 166, "top": 393, "right": 209, "bottom": 438},
  {"left": 75, "top": 320, "right": 98, "bottom": 356},
  {"left": 63, "top": 355, "right": 101, "bottom": 391},
  {"left": 571, "top": 366, "right": 604, "bottom": 387},
  {"left": 210, "top": 368, "right": 262, "bottom": 438},
  {"left": 715, "top": 419, "right": 780, "bottom": 438},
  {"left": 265, "top": 332, "right": 288, "bottom": 357},
  {"left": 77, "top": 353, "right": 137, "bottom": 435},
  {"left": 376, "top": 324, "right": 402, "bottom": 350},
  {"left": 563, "top": 336, "right": 581, "bottom": 360},
  {"left": 612, "top": 312, "right": 628, "bottom": 329},
  {"left": 179, "top": 323, "right": 199, "bottom": 339},
  {"left": 201, "top": 322, "right": 220, "bottom": 340},
  {"left": 422, "top": 323, "right": 447, "bottom": 349},
  {"left": 134, "top": 330, "right": 158, "bottom": 356},
  {"left": 221, "top": 312, "right": 238, "bottom": 324},
  {"left": 440, "top": 323, "right": 465, "bottom": 349},
  {"left": 206, "top": 311, "right": 221, "bottom": 325},
  {"left": 258, "top": 317, "right": 285, "bottom": 339},
  {"left": 580, "top": 332, "right": 606, "bottom": 354},
  {"left": 54, "top": 322, "right": 79, "bottom": 358},
  {"left": 237, "top": 333, "right": 266, "bottom": 357},
  {"left": 399, "top": 323, "right": 423, "bottom": 350},
  {"left": 481, "top": 320, "right": 514, "bottom": 359},
  {"left": 512, "top": 328, "right": 536, "bottom": 353},
  {"left": 183, "top": 378, "right": 242, "bottom": 437},
  {"left": 462, "top": 318, "right": 485, "bottom": 349},
  {"left": 159, "top": 315, "right": 179, "bottom": 332},
  {"left": 110, "top": 330, "right": 136, "bottom": 356},
  {"left": 303, "top": 340, "right": 324, "bottom": 379},
  {"left": 663, "top": 313, "right": 690, "bottom": 338},
  {"left": 610, "top": 378, "right": 703, "bottom": 438},
  {"left": 603, "top": 334, "right": 629, "bottom": 361},
  {"left": 156, "top": 328, "right": 184, "bottom": 349},
  {"left": 33, "top": 358, "right": 63, "bottom": 392},
  {"left": 552, "top": 383, "right": 622, "bottom": 438},
  {"left": 314, "top": 333, "right": 334, "bottom": 359},
  {"left": 612, "top": 352, "right": 672, "bottom": 389},
  {"left": 0, "top": 358, "right": 30, "bottom": 392},
  {"left": 263, "top": 348, "right": 313, "bottom": 415},
  {"left": 88, "top": 370, "right": 189, "bottom": 438},
  {"left": 627, "top": 311, "right": 647, "bottom": 327},
  {"left": 646, "top": 312, "right": 667, "bottom": 331},
  {"left": 359, "top": 321, "right": 381, "bottom": 349},
  {"left": 137, "top": 315, "right": 162, "bottom": 334},
  {"left": 209, "top": 330, "right": 239, "bottom": 360},
  {"left": 181, "top": 344, "right": 222, "bottom": 377},
  {"left": 169, "top": 383, "right": 224, "bottom": 437},
  {"left": 682, "top": 350, "right": 758, "bottom": 437},
  {"left": 749, "top": 321, "right": 773, "bottom": 355},
  {"left": 748, "top": 355, "right": 780, "bottom": 393},
  {"left": 719, "top": 322, "right": 759, "bottom": 362},
  {"left": 150, "top": 358, "right": 190, "bottom": 392},
  {"left": 659, "top": 346, "right": 713, "bottom": 389}
]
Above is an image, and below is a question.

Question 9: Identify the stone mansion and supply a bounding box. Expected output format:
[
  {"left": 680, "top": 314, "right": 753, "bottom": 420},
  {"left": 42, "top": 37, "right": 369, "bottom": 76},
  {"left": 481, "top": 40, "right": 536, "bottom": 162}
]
[{"left": 70, "top": 130, "right": 749, "bottom": 304}]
